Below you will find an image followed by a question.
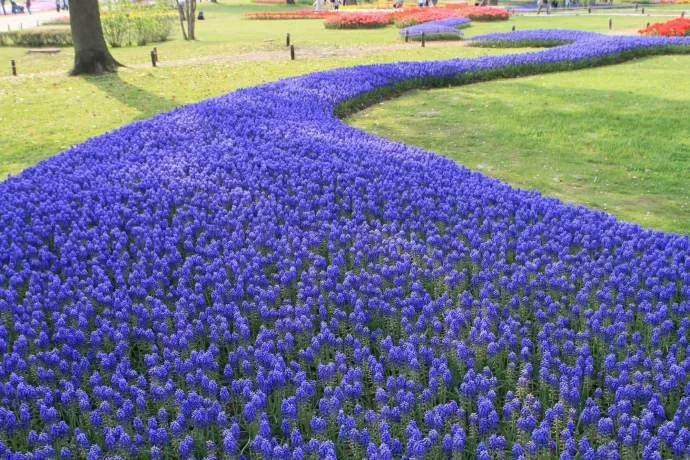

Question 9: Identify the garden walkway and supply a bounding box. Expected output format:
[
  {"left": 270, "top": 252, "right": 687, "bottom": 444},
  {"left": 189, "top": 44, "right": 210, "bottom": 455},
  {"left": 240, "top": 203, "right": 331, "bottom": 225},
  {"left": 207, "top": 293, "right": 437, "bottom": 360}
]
[{"left": 0, "top": 8, "right": 66, "bottom": 31}]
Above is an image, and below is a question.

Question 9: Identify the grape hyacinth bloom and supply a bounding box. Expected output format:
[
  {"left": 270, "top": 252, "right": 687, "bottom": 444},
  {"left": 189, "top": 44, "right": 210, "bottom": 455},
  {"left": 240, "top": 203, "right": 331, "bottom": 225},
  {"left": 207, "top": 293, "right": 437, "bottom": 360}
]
[{"left": 0, "top": 29, "right": 687, "bottom": 459}]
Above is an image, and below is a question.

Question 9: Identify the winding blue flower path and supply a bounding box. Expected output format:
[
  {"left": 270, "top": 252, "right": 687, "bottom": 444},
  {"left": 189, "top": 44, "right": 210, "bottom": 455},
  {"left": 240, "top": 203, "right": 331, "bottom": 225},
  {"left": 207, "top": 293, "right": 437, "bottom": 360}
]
[
  {"left": 399, "top": 17, "right": 471, "bottom": 39},
  {"left": 1, "top": 31, "right": 690, "bottom": 459}
]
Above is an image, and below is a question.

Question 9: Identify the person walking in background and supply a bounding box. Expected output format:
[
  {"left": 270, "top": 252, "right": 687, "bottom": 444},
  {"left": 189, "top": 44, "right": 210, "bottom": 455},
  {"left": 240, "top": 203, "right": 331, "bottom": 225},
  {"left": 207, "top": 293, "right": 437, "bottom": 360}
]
[
  {"left": 10, "top": 0, "right": 22, "bottom": 13},
  {"left": 55, "top": 0, "right": 60, "bottom": 11},
  {"left": 537, "top": 0, "right": 550, "bottom": 14},
  {"left": 25, "top": 0, "right": 30, "bottom": 14},
  {"left": 62, "top": 0, "right": 68, "bottom": 11},
  {"left": 333, "top": 0, "right": 339, "bottom": 10},
  {"left": 0, "top": 0, "right": 6, "bottom": 15}
]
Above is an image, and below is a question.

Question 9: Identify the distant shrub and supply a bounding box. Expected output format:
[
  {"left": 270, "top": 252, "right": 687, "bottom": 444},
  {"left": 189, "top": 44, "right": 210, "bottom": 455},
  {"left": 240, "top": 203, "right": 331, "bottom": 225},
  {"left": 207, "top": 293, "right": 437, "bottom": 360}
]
[
  {"left": 102, "top": 0, "right": 176, "bottom": 47},
  {"left": 0, "top": 27, "right": 72, "bottom": 47}
]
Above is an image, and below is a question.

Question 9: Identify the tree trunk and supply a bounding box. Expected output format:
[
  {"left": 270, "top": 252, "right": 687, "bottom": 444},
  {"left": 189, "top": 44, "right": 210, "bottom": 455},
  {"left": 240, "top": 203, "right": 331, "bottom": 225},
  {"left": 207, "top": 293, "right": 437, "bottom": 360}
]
[
  {"left": 176, "top": 1, "right": 188, "bottom": 40},
  {"left": 190, "top": 3, "right": 195, "bottom": 39},
  {"left": 185, "top": 0, "right": 196, "bottom": 40},
  {"left": 287, "top": 0, "right": 295, "bottom": 4},
  {"left": 69, "top": 0, "right": 122, "bottom": 75}
]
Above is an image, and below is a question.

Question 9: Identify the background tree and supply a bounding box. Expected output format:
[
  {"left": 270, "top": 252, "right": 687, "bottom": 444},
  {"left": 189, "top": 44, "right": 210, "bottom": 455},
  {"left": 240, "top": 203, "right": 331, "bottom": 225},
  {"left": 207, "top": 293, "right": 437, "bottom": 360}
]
[
  {"left": 176, "top": 0, "right": 196, "bottom": 40},
  {"left": 175, "top": 0, "right": 188, "bottom": 40},
  {"left": 69, "top": 0, "right": 122, "bottom": 75},
  {"left": 185, "top": 0, "right": 196, "bottom": 40}
]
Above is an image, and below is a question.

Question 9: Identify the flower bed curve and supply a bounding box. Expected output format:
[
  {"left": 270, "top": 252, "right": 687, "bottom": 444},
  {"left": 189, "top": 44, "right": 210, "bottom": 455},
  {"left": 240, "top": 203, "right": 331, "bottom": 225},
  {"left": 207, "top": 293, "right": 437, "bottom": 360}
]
[
  {"left": 0, "top": 32, "right": 690, "bottom": 460},
  {"left": 467, "top": 29, "right": 600, "bottom": 47},
  {"left": 399, "top": 17, "right": 471, "bottom": 40}
]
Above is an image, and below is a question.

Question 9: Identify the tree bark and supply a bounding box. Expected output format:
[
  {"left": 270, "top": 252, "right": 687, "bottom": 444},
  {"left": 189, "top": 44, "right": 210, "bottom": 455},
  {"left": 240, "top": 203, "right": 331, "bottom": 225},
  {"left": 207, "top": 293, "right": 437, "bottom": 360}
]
[
  {"left": 69, "top": 0, "right": 122, "bottom": 75},
  {"left": 185, "top": 0, "right": 196, "bottom": 40},
  {"left": 176, "top": 1, "right": 188, "bottom": 40},
  {"left": 287, "top": 0, "right": 295, "bottom": 4}
]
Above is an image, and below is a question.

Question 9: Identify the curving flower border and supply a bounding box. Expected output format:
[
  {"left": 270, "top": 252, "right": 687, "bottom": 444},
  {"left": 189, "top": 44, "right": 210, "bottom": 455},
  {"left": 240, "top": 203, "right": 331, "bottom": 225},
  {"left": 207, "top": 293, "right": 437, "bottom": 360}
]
[
  {"left": 1, "top": 31, "right": 690, "bottom": 459},
  {"left": 398, "top": 17, "right": 471, "bottom": 40}
]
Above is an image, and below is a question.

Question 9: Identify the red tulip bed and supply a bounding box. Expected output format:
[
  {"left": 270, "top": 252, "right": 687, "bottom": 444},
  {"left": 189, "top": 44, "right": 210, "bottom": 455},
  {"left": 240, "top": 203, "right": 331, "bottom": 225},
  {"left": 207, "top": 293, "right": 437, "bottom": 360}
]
[
  {"left": 394, "top": 8, "right": 465, "bottom": 28},
  {"left": 460, "top": 6, "right": 512, "bottom": 21},
  {"left": 324, "top": 13, "right": 392, "bottom": 29},
  {"left": 639, "top": 18, "right": 690, "bottom": 37},
  {"left": 244, "top": 6, "right": 510, "bottom": 29},
  {"left": 321, "top": 6, "right": 509, "bottom": 30}
]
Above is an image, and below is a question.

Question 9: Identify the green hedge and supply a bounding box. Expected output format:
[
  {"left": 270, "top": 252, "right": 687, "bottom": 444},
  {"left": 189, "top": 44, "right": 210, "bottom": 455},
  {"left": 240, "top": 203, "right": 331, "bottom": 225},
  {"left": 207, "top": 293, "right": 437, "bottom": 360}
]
[{"left": 0, "top": 27, "right": 72, "bottom": 47}]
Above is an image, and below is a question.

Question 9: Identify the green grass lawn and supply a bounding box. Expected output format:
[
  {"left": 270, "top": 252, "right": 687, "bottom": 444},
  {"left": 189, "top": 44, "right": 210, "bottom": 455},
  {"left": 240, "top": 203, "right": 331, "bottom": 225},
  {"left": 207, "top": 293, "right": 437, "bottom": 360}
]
[{"left": 348, "top": 54, "right": 690, "bottom": 234}]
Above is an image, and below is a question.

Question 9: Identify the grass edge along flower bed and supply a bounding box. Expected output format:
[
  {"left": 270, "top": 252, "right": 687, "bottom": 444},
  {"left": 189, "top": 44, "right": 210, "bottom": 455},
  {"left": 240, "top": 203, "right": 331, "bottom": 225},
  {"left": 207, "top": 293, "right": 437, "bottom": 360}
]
[
  {"left": 468, "top": 39, "right": 573, "bottom": 48},
  {"left": 0, "top": 31, "right": 690, "bottom": 460},
  {"left": 407, "top": 32, "right": 464, "bottom": 41},
  {"left": 335, "top": 36, "right": 690, "bottom": 117},
  {"left": 244, "top": 10, "right": 335, "bottom": 19}
]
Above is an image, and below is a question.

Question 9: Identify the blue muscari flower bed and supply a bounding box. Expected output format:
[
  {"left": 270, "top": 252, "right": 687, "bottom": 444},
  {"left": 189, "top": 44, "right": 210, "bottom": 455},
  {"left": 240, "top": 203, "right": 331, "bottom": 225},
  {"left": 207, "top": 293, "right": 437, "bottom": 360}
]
[
  {"left": 0, "top": 30, "right": 689, "bottom": 460},
  {"left": 468, "top": 29, "right": 601, "bottom": 48},
  {"left": 399, "top": 18, "right": 472, "bottom": 40}
]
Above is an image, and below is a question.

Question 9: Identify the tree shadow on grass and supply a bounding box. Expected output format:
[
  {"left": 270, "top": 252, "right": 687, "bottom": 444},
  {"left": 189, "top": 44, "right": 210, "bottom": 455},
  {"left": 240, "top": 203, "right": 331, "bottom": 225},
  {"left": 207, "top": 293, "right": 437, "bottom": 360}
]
[
  {"left": 82, "top": 71, "right": 180, "bottom": 120},
  {"left": 1, "top": 72, "right": 181, "bottom": 181}
]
